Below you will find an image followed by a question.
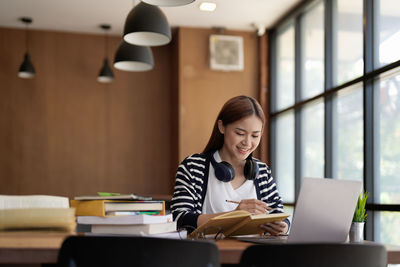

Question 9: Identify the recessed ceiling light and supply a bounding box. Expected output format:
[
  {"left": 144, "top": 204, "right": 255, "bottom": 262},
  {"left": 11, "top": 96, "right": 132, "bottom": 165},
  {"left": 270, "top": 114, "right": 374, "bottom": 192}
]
[{"left": 199, "top": 2, "right": 217, "bottom": 12}]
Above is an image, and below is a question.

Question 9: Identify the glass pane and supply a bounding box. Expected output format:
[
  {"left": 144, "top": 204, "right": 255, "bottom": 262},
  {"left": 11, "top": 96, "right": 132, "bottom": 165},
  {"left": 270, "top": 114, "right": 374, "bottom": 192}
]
[
  {"left": 301, "top": 100, "right": 325, "bottom": 178},
  {"left": 377, "top": 69, "right": 400, "bottom": 204},
  {"left": 275, "top": 111, "right": 295, "bottom": 203},
  {"left": 335, "top": 85, "right": 363, "bottom": 181},
  {"left": 377, "top": 0, "right": 400, "bottom": 67},
  {"left": 301, "top": 2, "right": 324, "bottom": 100},
  {"left": 335, "top": 0, "right": 363, "bottom": 85},
  {"left": 374, "top": 211, "right": 400, "bottom": 246},
  {"left": 276, "top": 24, "right": 295, "bottom": 111}
]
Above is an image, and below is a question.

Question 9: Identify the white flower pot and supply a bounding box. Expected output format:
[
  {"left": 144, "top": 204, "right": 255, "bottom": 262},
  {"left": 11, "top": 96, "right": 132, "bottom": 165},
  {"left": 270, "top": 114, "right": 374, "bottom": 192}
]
[{"left": 349, "top": 222, "right": 364, "bottom": 243}]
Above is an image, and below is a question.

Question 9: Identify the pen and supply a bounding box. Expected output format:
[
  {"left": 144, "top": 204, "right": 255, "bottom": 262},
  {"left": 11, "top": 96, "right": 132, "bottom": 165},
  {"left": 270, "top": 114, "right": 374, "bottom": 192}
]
[{"left": 226, "top": 200, "right": 240, "bottom": 204}]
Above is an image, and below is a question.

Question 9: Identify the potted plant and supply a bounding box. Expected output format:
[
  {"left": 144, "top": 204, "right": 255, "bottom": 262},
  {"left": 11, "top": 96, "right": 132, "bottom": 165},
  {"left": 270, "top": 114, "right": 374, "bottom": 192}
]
[{"left": 349, "top": 191, "right": 369, "bottom": 242}]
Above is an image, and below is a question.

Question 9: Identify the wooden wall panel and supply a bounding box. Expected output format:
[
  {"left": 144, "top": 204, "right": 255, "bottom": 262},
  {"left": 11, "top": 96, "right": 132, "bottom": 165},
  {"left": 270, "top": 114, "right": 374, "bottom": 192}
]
[
  {"left": 0, "top": 27, "right": 173, "bottom": 198},
  {"left": 178, "top": 27, "right": 259, "bottom": 161},
  {"left": 0, "top": 26, "right": 263, "bottom": 198}
]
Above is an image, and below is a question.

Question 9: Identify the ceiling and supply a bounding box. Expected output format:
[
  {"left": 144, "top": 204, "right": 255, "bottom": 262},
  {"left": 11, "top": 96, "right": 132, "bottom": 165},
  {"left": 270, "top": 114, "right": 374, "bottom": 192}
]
[{"left": 0, "top": 0, "right": 301, "bottom": 36}]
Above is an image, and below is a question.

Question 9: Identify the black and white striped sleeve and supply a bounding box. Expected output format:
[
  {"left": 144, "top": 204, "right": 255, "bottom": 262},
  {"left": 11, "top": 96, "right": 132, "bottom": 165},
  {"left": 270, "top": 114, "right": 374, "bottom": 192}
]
[
  {"left": 170, "top": 155, "right": 206, "bottom": 231},
  {"left": 257, "top": 163, "right": 290, "bottom": 228}
]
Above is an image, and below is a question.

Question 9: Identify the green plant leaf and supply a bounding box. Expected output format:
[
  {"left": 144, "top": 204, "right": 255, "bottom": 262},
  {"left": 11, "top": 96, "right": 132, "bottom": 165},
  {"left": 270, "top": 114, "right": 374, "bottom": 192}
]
[{"left": 353, "top": 191, "right": 369, "bottom": 222}]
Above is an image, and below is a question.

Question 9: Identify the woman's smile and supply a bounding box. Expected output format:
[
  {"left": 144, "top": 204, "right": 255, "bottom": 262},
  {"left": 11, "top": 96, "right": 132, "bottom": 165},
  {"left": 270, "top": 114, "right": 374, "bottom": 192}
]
[
  {"left": 237, "top": 146, "right": 250, "bottom": 155},
  {"left": 218, "top": 114, "right": 263, "bottom": 164}
]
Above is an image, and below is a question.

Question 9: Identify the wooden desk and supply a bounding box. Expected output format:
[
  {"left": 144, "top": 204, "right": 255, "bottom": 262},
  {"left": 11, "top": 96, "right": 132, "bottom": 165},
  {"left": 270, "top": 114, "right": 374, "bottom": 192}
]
[
  {"left": 0, "top": 231, "right": 71, "bottom": 264},
  {"left": 1, "top": 231, "right": 399, "bottom": 265},
  {"left": 215, "top": 239, "right": 252, "bottom": 264}
]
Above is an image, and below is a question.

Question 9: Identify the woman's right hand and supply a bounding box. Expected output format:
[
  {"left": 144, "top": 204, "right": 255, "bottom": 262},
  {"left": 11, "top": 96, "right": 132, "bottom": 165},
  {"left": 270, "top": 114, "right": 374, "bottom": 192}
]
[{"left": 236, "top": 199, "right": 271, "bottom": 214}]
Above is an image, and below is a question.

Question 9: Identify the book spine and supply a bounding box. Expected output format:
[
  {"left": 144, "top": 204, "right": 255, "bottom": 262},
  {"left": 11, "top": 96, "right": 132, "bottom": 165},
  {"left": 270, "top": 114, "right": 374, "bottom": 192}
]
[
  {"left": 161, "top": 201, "right": 165, "bottom": 215},
  {"left": 70, "top": 200, "right": 106, "bottom": 216}
]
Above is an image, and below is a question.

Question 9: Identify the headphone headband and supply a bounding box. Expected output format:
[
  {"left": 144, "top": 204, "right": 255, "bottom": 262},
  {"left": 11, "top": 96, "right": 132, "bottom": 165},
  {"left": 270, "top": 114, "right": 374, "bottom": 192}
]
[{"left": 209, "top": 151, "right": 259, "bottom": 182}]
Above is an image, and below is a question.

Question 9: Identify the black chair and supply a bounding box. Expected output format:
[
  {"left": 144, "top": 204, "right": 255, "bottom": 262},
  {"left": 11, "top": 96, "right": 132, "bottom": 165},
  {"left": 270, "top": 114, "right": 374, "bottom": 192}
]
[
  {"left": 239, "top": 243, "right": 387, "bottom": 267},
  {"left": 57, "top": 236, "right": 220, "bottom": 267}
]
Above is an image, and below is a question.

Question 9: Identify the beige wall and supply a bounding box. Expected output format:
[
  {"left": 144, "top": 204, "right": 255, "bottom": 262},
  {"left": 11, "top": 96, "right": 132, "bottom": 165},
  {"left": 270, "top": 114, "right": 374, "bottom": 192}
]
[{"left": 177, "top": 27, "right": 260, "bottom": 161}]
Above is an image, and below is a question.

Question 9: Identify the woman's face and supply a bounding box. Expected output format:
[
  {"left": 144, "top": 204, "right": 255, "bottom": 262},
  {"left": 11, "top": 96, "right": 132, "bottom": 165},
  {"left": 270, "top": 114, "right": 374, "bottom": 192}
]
[{"left": 218, "top": 114, "right": 263, "bottom": 162}]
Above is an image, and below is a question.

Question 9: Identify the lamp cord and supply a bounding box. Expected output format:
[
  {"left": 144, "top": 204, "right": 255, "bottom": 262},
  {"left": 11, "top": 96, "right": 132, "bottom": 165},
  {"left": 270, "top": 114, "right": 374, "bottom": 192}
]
[
  {"left": 25, "top": 23, "right": 29, "bottom": 53},
  {"left": 104, "top": 30, "right": 108, "bottom": 59}
]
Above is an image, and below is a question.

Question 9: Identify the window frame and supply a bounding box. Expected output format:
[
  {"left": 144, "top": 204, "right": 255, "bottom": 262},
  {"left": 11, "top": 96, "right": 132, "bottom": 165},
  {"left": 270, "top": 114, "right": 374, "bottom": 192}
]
[{"left": 269, "top": 0, "right": 400, "bottom": 242}]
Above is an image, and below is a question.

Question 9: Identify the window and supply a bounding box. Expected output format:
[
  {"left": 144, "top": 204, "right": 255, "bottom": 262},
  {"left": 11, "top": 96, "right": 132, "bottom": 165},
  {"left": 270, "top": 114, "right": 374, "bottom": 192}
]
[
  {"left": 274, "top": 110, "right": 295, "bottom": 203},
  {"left": 335, "top": 0, "right": 363, "bottom": 85},
  {"left": 301, "top": 2, "right": 325, "bottom": 100},
  {"left": 275, "top": 24, "right": 295, "bottom": 111},
  {"left": 375, "top": 211, "right": 400, "bottom": 245},
  {"left": 334, "top": 85, "right": 363, "bottom": 181},
  {"left": 301, "top": 100, "right": 325, "bottom": 178},
  {"left": 377, "top": 0, "right": 400, "bottom": 67},
  {"left": 377, "top": 69, "right": 400, "bottom": 205},
  {"left": 376, "top": 68, "right": 400, "bottom": 246},
  {"left": 270, "top": 0, "right": 400, "bottom": 244}
]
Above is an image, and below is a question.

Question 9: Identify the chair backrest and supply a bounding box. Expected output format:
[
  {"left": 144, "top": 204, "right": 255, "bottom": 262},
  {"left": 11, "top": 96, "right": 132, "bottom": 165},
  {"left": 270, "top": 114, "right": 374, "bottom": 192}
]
[
  {"left": 239, "top": 243, "right": 387, "bottom": 267},
  {"left": 57, "top": 236, "right": 220, "bottom": 267}
]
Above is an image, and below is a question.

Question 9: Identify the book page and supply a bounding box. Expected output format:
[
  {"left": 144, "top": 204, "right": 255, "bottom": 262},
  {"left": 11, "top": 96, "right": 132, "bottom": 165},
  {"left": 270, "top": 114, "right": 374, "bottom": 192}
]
[
  {"left": 190, "top": 210, "right": 250, "bottom": 237},
  {"left": 0, "top": 195, "right": 69, "bottom": 209},
  {"left": 212, "top": 210, "right": 250, "bottom": 219},
  {"left": 0, "top": 208, "right": 76, "bottom": 231},
  {"left": 227, "top": 213, "right": 290, "bottom": 236}
]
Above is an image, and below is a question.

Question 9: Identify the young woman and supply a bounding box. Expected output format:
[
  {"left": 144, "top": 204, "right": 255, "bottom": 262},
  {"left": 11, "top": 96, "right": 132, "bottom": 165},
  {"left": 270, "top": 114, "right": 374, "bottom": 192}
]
[{"left": 170, "top": 95, "right": 289, "bottom": 235}]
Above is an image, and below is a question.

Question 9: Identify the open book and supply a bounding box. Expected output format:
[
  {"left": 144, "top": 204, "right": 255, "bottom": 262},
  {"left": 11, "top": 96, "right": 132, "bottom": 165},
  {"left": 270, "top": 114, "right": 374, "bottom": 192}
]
[
  {"left": 0, "top": 208, "right": 76, "bottom": 231},
  {"left": 0, "top": 194, "right": 69, "bottom": 209},
  {"left": 190, "top": 210, "right": 290, "bottom": 237},
  {"left": 0, "top": 194, "right": 75, "bottom": 232}
]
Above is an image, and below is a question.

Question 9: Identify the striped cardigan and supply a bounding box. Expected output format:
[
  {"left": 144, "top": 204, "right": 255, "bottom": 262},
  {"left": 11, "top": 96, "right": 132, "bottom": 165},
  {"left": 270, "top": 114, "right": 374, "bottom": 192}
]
[{"left": 170, "top": 153, "right": 290, "bottom": 231}]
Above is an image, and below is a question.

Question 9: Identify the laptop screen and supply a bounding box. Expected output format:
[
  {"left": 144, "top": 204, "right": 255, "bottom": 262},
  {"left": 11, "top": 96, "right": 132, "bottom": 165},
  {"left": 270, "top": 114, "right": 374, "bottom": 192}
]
[{"left": 287, "top": 177, "right": 362, "bottom": 243}]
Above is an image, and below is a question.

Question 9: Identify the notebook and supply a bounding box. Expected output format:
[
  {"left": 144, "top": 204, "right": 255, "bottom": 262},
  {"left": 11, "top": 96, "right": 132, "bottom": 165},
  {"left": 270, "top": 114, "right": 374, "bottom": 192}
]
[{"left": 238, "top": 177, "right": 362, "bottom": 244}]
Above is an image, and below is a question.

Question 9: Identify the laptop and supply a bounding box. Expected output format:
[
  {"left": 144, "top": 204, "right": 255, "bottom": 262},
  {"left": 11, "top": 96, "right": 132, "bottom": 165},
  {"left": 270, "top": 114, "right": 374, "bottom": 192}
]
[{"left": 238, "top": 177, "right": 362, "bottom": 244}]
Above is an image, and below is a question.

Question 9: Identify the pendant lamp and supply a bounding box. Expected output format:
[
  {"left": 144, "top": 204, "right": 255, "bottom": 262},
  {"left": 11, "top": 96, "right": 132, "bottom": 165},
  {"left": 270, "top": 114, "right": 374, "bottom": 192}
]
[
  {"left": 97, "top": 24, "right": 114, "bottom": 83},
  {"left": 141, "top": 0, "right": 195, "bottom": 6},
  {"left": 18, "top": 17, "right": 35, "bottom": 79},
  {"left": 113, "top": 40, "right": 154, "bottom": 72},
  {"left": 123, "top": 2, "right": 171, "bottom": 46}
]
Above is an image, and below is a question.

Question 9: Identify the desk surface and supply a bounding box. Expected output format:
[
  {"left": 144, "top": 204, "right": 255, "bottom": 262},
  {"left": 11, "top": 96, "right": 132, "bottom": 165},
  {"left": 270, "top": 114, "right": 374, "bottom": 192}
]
[{"left": 0, "top": 231, "right": 399, "bottom": 265}]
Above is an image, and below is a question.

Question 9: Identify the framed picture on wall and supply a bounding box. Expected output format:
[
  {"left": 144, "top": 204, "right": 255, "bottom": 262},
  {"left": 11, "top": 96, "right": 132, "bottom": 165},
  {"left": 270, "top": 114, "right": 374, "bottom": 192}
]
[{"left": 209, "top": 35, "right": 244, "bottom": 71}]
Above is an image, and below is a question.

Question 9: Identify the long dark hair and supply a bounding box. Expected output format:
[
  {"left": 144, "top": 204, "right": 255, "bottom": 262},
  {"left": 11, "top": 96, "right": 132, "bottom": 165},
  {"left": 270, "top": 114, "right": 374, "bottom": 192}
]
[{"left": 203, "top": 95, "right": 265, "bottom": 154}]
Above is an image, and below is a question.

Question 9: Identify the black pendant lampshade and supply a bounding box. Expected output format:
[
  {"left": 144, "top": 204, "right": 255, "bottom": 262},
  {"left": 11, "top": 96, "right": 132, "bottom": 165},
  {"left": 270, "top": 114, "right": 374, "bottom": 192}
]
[
  {"left": 141, "top": 0, "right": 195, "bottom": 6},
  {"left": 18, "top": 53, "right": 35, "bottom": 78},
  {"left": 97, "top": 24, "right": 114, "bottom": 83},
  {"left": 98, "top": 58, "right": 114, "bottom": 83},
  {"left": 18, "top": 17, "right": 35, "bottom": 79},
  {"left": 113, "top": 41, "right": 154, "bottom": 72},
  {"left": 123, "top": 2, "right": 171, "bottom": 46}
]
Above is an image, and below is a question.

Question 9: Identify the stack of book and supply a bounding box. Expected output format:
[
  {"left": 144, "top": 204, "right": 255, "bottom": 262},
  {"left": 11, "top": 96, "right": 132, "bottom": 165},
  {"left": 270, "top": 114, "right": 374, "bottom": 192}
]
[
  {"left": 0, "top": 194, "right": 76, "bottom": 232},
  {"left": 71, "top": 194, "right": 182, "bottom": 238}
]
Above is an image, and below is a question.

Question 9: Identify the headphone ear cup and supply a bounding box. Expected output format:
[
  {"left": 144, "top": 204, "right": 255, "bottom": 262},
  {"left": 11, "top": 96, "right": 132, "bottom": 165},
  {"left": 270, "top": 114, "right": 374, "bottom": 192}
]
[
  {"left": 214, "top": 161, "right": 235, "bottom": 182},
  {"left": 244, "top": 159, "right": 259, "bottom": 180}
]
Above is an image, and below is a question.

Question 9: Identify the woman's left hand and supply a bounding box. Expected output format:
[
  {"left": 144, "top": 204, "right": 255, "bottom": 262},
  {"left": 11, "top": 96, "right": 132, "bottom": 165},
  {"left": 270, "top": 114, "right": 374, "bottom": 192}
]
[{"left": 259, "top": 221, "right": 288, "bottom": 236}]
